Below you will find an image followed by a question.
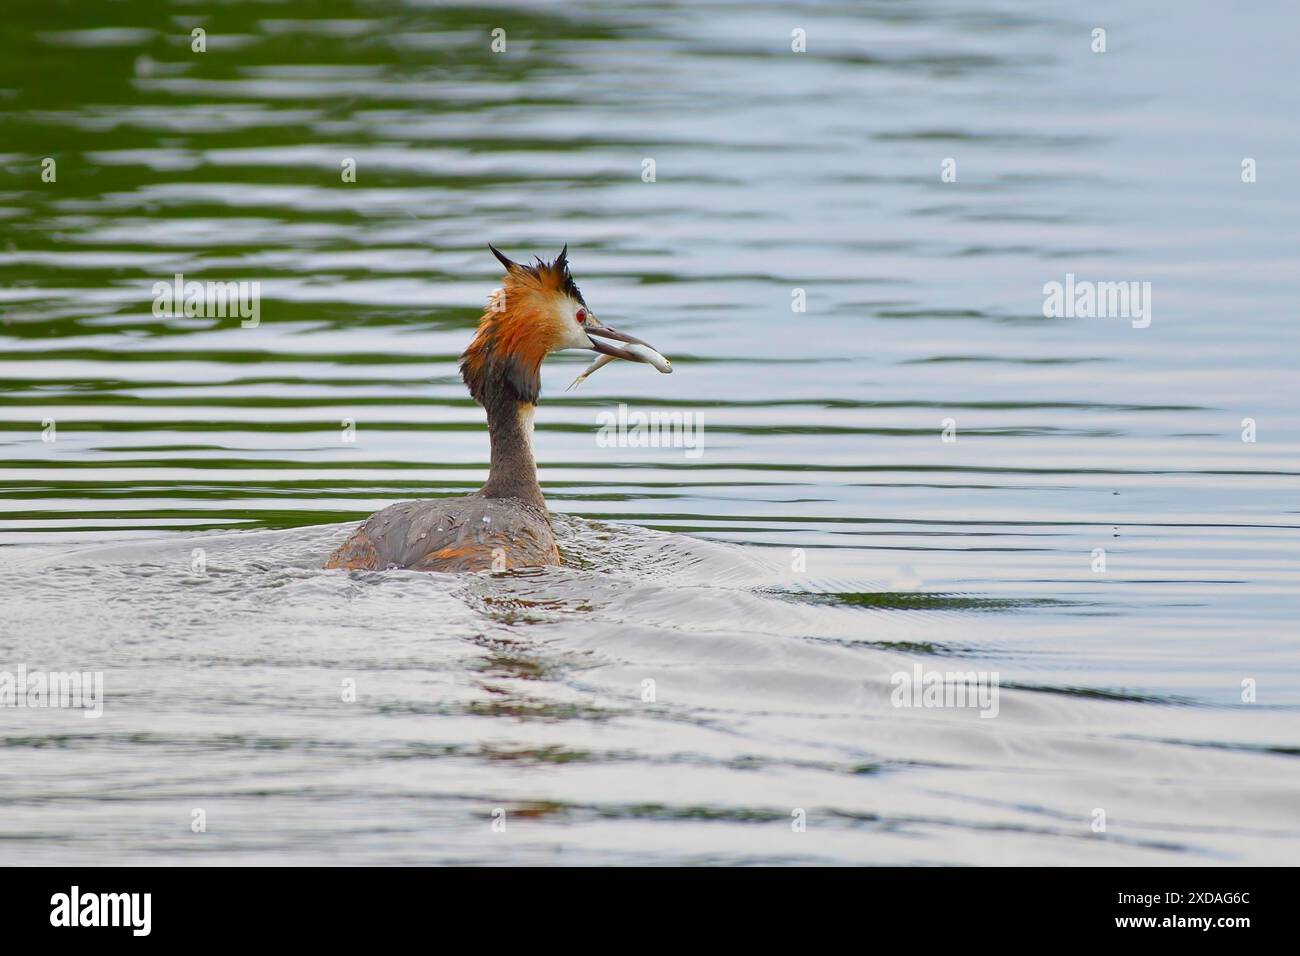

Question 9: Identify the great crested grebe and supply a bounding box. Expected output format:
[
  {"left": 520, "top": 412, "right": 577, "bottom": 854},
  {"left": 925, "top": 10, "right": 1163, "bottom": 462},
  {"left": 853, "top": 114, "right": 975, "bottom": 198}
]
[{"left": 325, "top": 245, "right": 671, "bottom": 573}]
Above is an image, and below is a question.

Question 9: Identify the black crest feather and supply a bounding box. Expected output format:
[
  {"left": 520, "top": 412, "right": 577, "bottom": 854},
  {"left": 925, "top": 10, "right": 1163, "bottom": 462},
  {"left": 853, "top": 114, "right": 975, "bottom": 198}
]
[
  {"left": 488, "top": 243, "right": 518, "bottom": 272},
  {"left": 487, "top": 243, "right": 585, "bottom": 305}
]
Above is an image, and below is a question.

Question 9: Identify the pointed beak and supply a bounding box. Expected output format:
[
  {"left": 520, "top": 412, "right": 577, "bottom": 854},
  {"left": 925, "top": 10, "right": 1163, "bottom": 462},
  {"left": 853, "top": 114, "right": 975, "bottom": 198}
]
[{"left": 584, "top": 316, "right": 672, "bottom": 372}]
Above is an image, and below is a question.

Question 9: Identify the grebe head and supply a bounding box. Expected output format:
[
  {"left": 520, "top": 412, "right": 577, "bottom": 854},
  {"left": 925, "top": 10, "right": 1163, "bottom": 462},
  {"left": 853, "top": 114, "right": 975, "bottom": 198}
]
[{"left": 460, "top": 245, "right": 665, "bottom": 412}]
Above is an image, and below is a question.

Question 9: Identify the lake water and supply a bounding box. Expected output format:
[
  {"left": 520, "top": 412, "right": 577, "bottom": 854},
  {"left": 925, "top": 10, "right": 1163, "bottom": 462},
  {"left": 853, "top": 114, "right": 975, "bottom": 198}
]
[{"left": 1, "top": 0, "right": 1298, "bottom": 865}]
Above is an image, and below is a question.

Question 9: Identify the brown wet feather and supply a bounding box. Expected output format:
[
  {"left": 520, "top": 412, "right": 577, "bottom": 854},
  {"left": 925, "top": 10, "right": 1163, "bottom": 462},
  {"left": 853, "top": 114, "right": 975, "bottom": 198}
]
[{"left": 324, "top": 492, "right": 558, "bottom": 573}]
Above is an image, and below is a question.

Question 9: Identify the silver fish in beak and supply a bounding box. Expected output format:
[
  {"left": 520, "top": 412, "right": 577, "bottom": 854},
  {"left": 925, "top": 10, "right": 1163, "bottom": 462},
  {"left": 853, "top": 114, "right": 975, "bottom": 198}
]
[
  {"left": 567, "top": 352, "right": 615, "bottom": 391},
  {"left": 570, "top": 316, "right": 672, "bottom": 389}
]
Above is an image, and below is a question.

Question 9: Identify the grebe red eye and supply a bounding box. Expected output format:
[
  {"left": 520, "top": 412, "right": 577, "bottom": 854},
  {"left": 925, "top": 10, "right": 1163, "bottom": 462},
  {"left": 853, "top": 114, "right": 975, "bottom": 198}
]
[{"left": 575, "top": 308, "right": 587, "bottom": 324}]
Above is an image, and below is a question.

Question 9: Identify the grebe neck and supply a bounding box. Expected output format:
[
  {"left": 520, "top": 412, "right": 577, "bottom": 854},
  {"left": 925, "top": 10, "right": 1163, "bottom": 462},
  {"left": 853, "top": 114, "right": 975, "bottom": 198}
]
[{"left": 481, "top": 400, "right": 545, "bottom": 510}]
